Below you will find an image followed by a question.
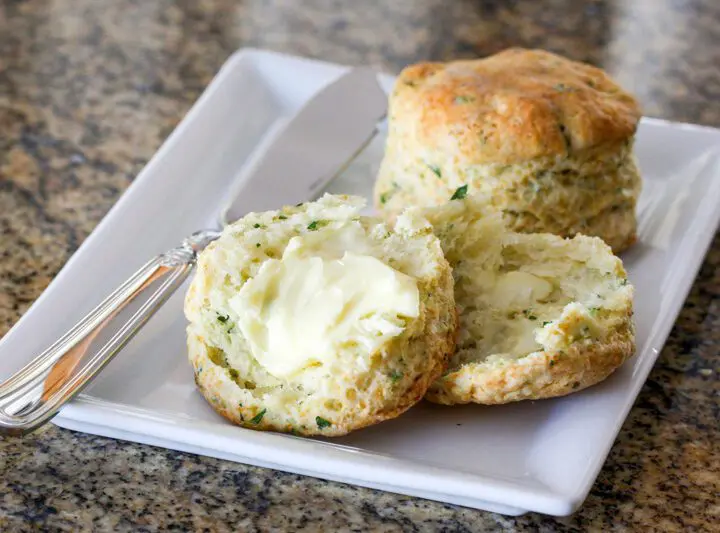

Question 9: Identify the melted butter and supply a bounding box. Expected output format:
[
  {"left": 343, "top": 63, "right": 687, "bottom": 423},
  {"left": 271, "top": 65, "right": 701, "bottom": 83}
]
[
  {"left": 231, "top": 235, "right": 419, "bottom": 379},
  {"left": 491, "top": 271, "right": 553, "bottom": 308}
]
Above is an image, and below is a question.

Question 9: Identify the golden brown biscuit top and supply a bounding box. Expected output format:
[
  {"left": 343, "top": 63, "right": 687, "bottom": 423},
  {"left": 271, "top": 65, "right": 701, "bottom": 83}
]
[{"left": 391, "top": 48, "right": 641, "bottom": 164}]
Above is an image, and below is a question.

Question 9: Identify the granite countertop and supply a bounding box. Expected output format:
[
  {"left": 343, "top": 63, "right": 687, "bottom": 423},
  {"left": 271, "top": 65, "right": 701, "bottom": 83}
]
[{"left": 1, "top": 0, "right": 718, "bottom": 531}]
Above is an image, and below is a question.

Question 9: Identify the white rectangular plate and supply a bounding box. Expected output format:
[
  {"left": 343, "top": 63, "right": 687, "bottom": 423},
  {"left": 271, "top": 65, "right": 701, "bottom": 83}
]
[{"left": 2, "top": 49, "right": 719, "bottom": 517}]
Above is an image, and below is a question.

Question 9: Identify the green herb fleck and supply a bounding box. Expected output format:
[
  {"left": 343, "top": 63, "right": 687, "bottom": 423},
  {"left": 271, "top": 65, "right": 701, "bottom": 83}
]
[
  {"left": 256, "top": 243, "right": 261, "bottom": 248},
  {"left": 253, "top": 223, "right": 267, "bottom": 229},
  {"left": 380, "top": 192, "right": 390, "bottom": 204},
  {"left": 295, "top": 202, "right": 304, "bottom": 207},
  {"left": 427, "top": 164, "right": 442, "bottom": 178},
  {"left": 450, "top": 184, "right": 468, "bottom": 200},
  {"left": 250, "top": 408, "right": 267, "bottom": 425},
  {"left": 620, "top": 279, "right": 629, "bottom": 286},
  {"left": 454, "top": 95, "right": 473, "bottom": 104},
  {"left": 523, "top": 309, "right": 537, "bottom": 320},
  {"left": 307, "top": 220, "right": 328, "bottom": 231},
  {"left": 588, "top": 307, "right": 599, "bottom": 316},
  {"left": 228, "top": 368, "right": 239, "bottom": 381},
  {"left": 388, "top": 370, "right": 403, "bottom": 383},
  {"left": 217, "top": 314, "right": 230, "bottom": 324},
  {"left": 278, "top": 214, "right": 288, "bottom": 220},
  {"left": 542, "top": 321, "right": 552, "bottom": 327},
  {"left": 316, "top": 416, "right": 332, "bottom": 429},
  {"left": 549, "top": 360, "right": 556, "bottom": 367}
]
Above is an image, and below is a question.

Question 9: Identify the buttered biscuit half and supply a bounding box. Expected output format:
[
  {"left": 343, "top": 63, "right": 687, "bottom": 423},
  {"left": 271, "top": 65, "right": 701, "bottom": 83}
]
[
  {"left": 420, "top": 196, "right": 635, "bottom": 405},
  {"left": 184, "top": 194, "right": 457, "bottom": 436}
]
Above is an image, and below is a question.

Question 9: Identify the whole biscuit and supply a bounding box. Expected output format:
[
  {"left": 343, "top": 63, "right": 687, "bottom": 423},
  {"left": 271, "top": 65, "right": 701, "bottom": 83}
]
[{"left": 375, "top": 48, "right": 642, "bottom": 252}]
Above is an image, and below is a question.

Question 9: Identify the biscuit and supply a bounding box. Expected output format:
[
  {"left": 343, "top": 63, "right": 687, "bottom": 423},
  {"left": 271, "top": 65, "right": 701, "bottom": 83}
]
[
  {"left": 375, "top": 48, "right": 642, "bottom": 252},
  {"left": 418, "top": 196, "right": 635, "bottom": 405},
  {"left": 184, "top": 195, "right": 457, "bottom": 436}
]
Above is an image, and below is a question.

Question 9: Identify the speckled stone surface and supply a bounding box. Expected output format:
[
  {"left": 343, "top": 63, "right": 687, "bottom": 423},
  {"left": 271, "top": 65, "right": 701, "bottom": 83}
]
[{"left": 1, "top": 1, "right": 719, "bottom": 531}]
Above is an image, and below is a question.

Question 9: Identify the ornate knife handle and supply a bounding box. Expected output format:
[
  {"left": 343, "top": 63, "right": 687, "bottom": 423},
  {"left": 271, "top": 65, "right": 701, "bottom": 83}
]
[{"left": 0, "top": 230, "right": 219, "bottom": 436}]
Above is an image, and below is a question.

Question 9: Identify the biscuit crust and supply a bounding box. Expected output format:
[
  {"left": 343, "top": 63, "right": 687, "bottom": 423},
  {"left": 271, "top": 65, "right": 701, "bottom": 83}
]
[{"left": 391, "top": 48, "right": 640, "bottom": 164}]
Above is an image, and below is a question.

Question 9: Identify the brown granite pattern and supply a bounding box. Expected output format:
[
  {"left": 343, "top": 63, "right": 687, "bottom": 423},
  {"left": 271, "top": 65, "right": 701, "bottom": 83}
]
[{"left": 1, "top": 0, "right": 719, "bottom": 531}]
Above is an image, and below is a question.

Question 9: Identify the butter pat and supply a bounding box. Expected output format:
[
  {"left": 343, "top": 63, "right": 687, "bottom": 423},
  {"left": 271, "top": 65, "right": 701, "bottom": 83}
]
[
  {"left": 231, "top": 246, "right": 419, "bottom": 379},
  {"left": 491, "top": 271, "right": 553, "bottom": 308}
]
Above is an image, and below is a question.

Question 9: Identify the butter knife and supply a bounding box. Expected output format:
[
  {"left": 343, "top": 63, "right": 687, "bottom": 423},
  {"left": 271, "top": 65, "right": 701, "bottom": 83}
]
[{"left": 0, "top": 67, "right": 387, "bottom": 435}]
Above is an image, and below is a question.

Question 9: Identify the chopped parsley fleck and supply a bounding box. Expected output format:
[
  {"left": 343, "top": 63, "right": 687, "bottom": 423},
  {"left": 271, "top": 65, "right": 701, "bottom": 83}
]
[
  {"left": 217, "top": 314, "right": 230, "bottom": 324},
  {"left": 588, "top": 307, "right": 600, "bottom": 316},
  {"left": 542, "top": 321, "right": 552, "bottom": 327},
  {"left": 250, "top": 408, "right": 267, "bottom": 424},
  {"left": 379, "top": 192, "right": 390, "bottom": 204},
  {"left": 256, "top": 243, "right": 261, "bottom": 248},
  {"left": 307, "top": 220, "right": 328, "bottom": 231},
  {"left": 295, "top": 202, "right": 304, "bottom": 207},
  {"left": 228, "top": 368, "right": 239, "bottom": 381},
  {"left": 523, "top": 309, "right": 537, "bottom": 320},
  {"left": 450, "top": 184, "right": 468, "bottom": 200},
  {"left": 427, "top": 164, "right": 442, "bottom": 178},
  {"left": 253, "top": 223, "right": 266, "bottom": 229},
  {"left": 388, "top": 370, "right": 403, "bottom": 383},
  {"left": 316, "top": 416, "right": 332, "bottom": 429},
  {"left": 454, "top": 95, "right": 473, "bottom": 104},
  {"left": 278, "top": 214, "right": 288, "bottom": 220}
]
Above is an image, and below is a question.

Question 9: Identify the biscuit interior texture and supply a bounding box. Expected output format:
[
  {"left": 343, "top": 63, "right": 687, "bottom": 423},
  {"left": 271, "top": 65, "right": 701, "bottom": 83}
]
[
  {"left": 421, "top": 198, "right": 636, "bottom": 405},
  {"left": 374, "top": 48, "right": 642, "bottom": 252},
  {"left": 184, "top": 195, "right": 457, "bottom": 436}
]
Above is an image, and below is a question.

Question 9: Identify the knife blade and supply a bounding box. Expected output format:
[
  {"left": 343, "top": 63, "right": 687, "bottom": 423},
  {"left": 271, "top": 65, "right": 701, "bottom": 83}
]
[{"left": 221, "top": 67, "right": 387, "bottom": 224}]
